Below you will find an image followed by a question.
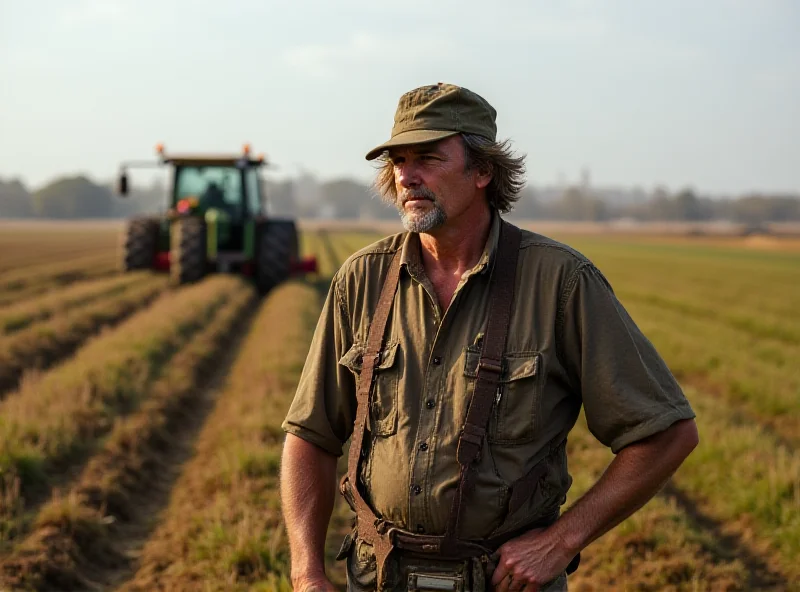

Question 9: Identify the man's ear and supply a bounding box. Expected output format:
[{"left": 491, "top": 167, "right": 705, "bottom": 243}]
[{"left": 474, "top": 166, "right": 492, "bottom": 190}]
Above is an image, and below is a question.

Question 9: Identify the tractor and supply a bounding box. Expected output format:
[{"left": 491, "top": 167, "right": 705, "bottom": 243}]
[{"left": 116, "top": 144, "right": 316, "bottom": 294}]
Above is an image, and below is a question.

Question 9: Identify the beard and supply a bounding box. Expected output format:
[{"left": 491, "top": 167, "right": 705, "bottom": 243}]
[{"left": 388, "top": 187, "right": 447, "bottom": 233}]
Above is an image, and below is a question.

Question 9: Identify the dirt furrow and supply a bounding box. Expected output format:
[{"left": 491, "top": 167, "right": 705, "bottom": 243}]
[
  {"left": 659, "top": 481, "right": 789, "bottom": 590},
  {"left": 0, "top": 278, "right": 238, "bottom": 556},
  {"left": 118, "top": 281, "right": 318, "bottom": 591},
  {"left": 0, "top": 287, "right": 256, "bottom": 591},
  {"left": 0, "top": 273, "right": 153, "bottom": 336},
  {"left": 0, "top": 276, "right": 167, "bottom": 397}
]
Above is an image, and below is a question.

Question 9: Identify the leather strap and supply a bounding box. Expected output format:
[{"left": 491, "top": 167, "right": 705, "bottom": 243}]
[
  {"left": 443, "top": 221, "right": 521, "bottom": 552},
  {"left": 344, "top": 248, "right": 403, "bottom": 588},
  {"left": 343, "top": 221, "right": 528, "bottom": 588}
]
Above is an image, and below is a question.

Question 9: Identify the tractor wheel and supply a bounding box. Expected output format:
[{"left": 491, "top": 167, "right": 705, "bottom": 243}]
[
  {"left": 121, "top": 217, "right": 159, "bottom": 271},
  {"left": 255, "top": 220, "right": 299, "bottom": 295},
  {"left": 170, "top": 217, "right": 207, "bottom": 286}
]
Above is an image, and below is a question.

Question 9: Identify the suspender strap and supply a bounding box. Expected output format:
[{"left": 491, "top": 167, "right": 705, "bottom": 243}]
[
  {"left": 342, "top": 221, "right": 524, "bottom": 588},
  {"left": 344, "top": 248, "right": 403, "bottom": 589},
  {"left": 443, "top": 221, "right": 522, "bottom": 551}
]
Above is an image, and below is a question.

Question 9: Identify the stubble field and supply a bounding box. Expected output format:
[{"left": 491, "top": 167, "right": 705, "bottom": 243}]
[{"left": 0, "top": 221, "right": 797, "bottom": 591}]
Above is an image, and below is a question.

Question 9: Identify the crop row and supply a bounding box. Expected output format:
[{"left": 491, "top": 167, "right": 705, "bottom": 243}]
[
  {"left": 0, "top": 280, "right": 255, "bottom": 590},
  {"left": 0, "top": 276, "right": 241, "bottom": 554},
  {"left": 0, "top": 273, "right": 151, "bottom": 335},
  {"left": 0, "top": 274, "right": 167, "bottom": 395},
  {"left": 0, "top": 253, "right": 119, "bottom": 306},
  {"left": 120, "top": 281, "right": 320, "bottom": 591}
]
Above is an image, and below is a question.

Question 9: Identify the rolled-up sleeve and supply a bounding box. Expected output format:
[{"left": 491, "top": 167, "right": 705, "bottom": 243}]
[
  {"left": 282, "top": 275, "right": 357, "bottom": 457},
  {"left": 559, "top": 263, "right": 696, "bottom": 453}
]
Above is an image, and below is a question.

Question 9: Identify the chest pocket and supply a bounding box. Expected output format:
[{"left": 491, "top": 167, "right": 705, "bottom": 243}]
[
  {"left": 463, "top": 348, "right": 542, "bottom": 444},
  {"left": 339, "top": 341, "right": 400, "bottom": 436}
]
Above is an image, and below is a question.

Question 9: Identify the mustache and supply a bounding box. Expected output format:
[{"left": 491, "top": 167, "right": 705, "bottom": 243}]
[{"left": 400, "top": 187, "right": 437, "bottom": 204}]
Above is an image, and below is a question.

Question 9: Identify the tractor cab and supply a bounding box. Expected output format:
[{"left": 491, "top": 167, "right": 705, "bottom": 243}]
[{"left": 117, "top": 144, "right": 315, "bottom": 294}]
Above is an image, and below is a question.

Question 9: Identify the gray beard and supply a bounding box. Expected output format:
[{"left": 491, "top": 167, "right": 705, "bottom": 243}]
[
  {"left": 387, "top": 186, "right": 447, "bottom": 233},
  {"left": 400, "top": 202, "right": 447, "bottom": 233}
]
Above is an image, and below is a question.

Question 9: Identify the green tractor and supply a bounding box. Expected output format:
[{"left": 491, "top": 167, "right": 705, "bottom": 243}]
[{"left": 117, "top": 144, "right": 316, "bottom": 294}]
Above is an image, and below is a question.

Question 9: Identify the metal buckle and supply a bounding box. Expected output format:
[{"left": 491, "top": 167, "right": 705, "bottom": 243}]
[{"left": 408, "top": 572, "right": 465, "bottom": 592}]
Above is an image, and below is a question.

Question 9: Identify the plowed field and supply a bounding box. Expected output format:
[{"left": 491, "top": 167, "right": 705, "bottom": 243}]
[{"left": 0, "top": 222, "right": 797, "bottom": 591}]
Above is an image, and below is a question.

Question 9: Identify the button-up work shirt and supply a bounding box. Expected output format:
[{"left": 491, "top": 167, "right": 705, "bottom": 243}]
[{"left": 282, "top": 214, "right": 695, "bottom": 539}]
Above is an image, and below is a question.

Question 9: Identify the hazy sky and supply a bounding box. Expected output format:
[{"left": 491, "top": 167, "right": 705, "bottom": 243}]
[{"left": 1, "top": 0, "right": 798, "bottom": 195}]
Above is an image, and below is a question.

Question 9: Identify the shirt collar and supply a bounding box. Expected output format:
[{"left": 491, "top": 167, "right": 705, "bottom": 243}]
[{"left": 399, "top": 209, "right": 501, "bottom": 279}]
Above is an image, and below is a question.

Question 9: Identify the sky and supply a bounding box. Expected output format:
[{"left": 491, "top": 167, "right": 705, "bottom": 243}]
[{"left": 1, "top": 0, "right": 798, "bottom": 195}]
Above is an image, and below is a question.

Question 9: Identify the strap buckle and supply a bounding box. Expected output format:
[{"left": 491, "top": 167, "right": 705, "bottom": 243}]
[{"left": 476, "top": 358, "right": 502, "bottom": 375}]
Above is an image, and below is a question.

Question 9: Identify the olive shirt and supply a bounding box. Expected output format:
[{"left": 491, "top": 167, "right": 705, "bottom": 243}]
[{"left": 282, "top": 213, "right": 695, "bottom": 540}]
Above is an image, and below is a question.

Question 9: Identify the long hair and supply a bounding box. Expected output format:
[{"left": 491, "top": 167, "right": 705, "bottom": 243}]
[{"left": 373, "top": 133, "right": 526, "bottom": 213}]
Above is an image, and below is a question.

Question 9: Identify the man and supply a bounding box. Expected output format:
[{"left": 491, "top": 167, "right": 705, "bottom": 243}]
[{"left": 280, "top": 83, "right": 698, "bottom": 592}]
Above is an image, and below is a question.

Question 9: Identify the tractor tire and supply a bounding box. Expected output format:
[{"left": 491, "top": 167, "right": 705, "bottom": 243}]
[
  {"left": 170, "top": 216, "right": 207, "bottom": 286},
  {"left": 121, "top": 217, "right": 159, "bottom": 271},
  {"left": 255, "top": 220, "right": 299, "bottom": 295}
]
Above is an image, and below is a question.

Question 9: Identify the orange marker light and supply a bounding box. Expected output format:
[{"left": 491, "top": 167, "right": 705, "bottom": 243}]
[{"left": 155, "top": 142, "right": 165, "bottom": 154}]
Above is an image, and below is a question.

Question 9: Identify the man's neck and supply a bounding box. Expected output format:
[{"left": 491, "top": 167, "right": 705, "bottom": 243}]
[{"left": 418, "top": 204, "right": 492, "bottom": 280}]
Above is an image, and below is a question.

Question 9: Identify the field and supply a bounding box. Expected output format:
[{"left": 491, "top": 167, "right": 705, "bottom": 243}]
[{"left": 0, "top": 221, "right": 798, "bottom": 591}]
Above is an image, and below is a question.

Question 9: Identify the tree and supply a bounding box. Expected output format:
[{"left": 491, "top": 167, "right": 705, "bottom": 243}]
[
  {"left": 33, "top": 176, "right": 114, "bottom": 218},
  {"left": 674, "top": 188, "right": 703, "bottom": 221},
  {"left": 0, "top": 178, "right": 34, "bottom": 218}
]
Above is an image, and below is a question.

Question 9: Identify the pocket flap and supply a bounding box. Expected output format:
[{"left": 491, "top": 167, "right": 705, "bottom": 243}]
[
  {"left": 463, "top": 350, "right": 539, "bottom": 382},
  {"left": 504, "top": 353, "right": 539, "bottom": 381},
  {"left": 339, "top": 342, "right": 398, "bottom": 374}
]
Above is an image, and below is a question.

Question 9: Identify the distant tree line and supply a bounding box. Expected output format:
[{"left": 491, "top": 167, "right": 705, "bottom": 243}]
[{"left": 2, "top": 174, "right": 798, "bottom": 226}]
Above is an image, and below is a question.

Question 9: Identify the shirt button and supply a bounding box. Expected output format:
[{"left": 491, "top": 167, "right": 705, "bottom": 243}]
[
  {"left": 426, "top": 400, "right": 435, "bottom": 409},
  {"left": 433, "top": 356, "right": 441, "bottom": 365},
  {"left": 412, "top": 484, "right": 422, "bottom": 495},
  {"left": 417, "top": 525, "right": 425, "bottom": 534},
  {"left": 419, "top": 442, "right": 428, "bottom": 451}
]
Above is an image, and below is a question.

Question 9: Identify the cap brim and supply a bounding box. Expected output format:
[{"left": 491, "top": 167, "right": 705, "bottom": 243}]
[{"left": 365, "top": 129, "right": 459, "bottom": 161}]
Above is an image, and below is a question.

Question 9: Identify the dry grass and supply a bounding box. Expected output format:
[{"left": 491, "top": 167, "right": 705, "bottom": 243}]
[
  {"left": 0, "top": 281, "right": 255, "bottom": 590},
  {"left": 120, "top": 281, "right": 319, "bottom": 592},
  {"left": 0, "top": 276, "right": 240, "bottom": 553},
  {"left": 0, "top": 253, "right": 119, "bottom": 300},
  {"left": 0, "top": 273, "right": 152, "bottom": 335},
  {"left": 0, "top": 274, "right": 167, "bottom": 395},
  {"left": 565, "top": 414, "right": 753, "bottom": 591}
]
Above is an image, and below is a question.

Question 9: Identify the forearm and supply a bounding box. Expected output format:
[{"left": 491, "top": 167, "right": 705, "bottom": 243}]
[
  {"left": 551, "top": 418, "right": 699, "bottom": 555},
  {"left": 280, "top": 433, "right": 338, "bottom": 581}
]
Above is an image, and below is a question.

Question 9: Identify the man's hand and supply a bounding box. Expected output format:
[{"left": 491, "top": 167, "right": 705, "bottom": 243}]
[
  {"left": 490, "top": 527, "right": 574, "bottom": 592},
  {"left": 292, "top": 570, "right": 338, "bottom": 592},
  {"left": 490, "top": 418, "right": 699, "bottom": 592}
]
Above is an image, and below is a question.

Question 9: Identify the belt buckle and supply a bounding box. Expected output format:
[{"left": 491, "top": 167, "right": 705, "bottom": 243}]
[{"left": 407, "top": 572, "right": 465, "bottom": 592}]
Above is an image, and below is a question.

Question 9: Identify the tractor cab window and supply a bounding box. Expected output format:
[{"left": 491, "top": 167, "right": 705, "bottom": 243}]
[
  {"left": 245, "top": 168, "right": 262, "bottom": 216},
  {"left": 174, "top": 166, "right": 244, "bottom": 218}
]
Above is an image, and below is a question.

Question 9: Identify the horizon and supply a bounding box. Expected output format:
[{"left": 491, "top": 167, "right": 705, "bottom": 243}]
[{"left": 2, "top": 1, "right": 798, "bottom": 196}]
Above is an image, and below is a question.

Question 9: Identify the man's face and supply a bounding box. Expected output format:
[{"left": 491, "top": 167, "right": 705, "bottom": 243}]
[{"left": 386, "top": 135, "right": 490, "bottom": 233}]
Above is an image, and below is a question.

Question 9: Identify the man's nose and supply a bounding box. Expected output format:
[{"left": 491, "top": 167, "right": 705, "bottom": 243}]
[{"left": 397, "top": 163, "right": 421, "bottom": 188}]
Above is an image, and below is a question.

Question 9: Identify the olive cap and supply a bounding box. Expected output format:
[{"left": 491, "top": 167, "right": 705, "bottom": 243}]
[{"left": 365, "top": 83, "right": 497, "bottom": 160}]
